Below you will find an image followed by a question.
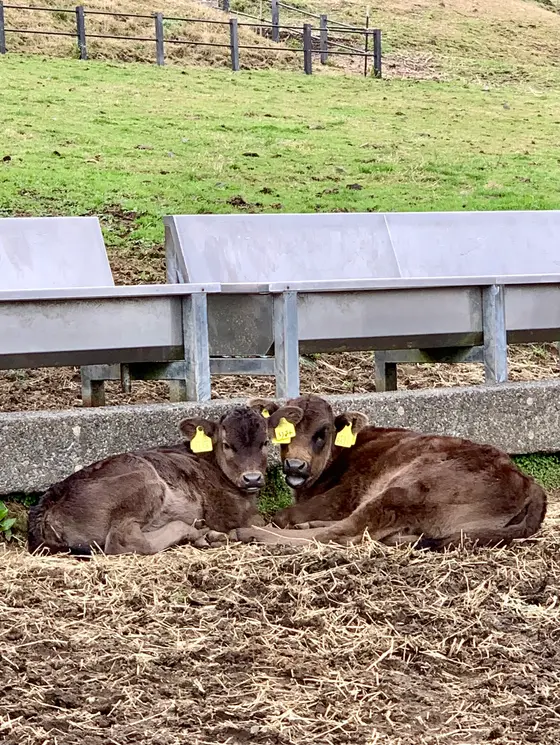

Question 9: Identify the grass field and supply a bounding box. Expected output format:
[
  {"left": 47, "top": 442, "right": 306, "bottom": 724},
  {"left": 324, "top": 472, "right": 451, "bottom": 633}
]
[{"left": 3, "top": 54, "right": 560, "bottom": 267}]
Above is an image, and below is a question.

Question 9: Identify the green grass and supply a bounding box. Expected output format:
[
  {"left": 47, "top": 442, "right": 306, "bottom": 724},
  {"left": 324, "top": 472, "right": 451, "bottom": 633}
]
[
  {"left": 2, "top": 54, "right": 560, "bottom": 267},
  {"left": 513, "top": 454, "right": 560, "bottom": 491}
]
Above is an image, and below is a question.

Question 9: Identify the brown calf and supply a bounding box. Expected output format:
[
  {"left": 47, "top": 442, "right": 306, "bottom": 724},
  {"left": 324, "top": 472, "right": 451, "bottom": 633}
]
[
  {"left": 28, "top": 405, "right": 272, "bottom": 556},
  {"left": 236, "top": 395, "right": 546, "bottom": 549}
]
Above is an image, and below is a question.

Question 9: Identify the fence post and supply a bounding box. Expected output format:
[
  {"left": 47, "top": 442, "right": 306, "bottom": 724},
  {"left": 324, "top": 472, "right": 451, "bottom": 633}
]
[
  {"left": 0, "top": 2, "right": 6, "bottom": 55},
  {"left": 221, "top": 0, "right": 230, "bottom": 11},
  {"left": 229, "top": 17, "right": 239, "bottom": 71},
  {"left": 154, "top": 12, "right": 164, "bottom": 66},
  {"left": 303, "top": 23, "right": 312, "bottom": 75},
  {"left": 363, "top": 7, "right": 369, "bottom": 77},
  {"left": 373, "top": 28, "right": 382, "bottom": 78},
  {"left": 271, "top": 0, "right": 279, "bottom": 42},
  {"left": 319, "top": 14, "right": 327, "bottom": 64},
  {"left": 75, "top": 6, "right": 87, "bottom": 60}
]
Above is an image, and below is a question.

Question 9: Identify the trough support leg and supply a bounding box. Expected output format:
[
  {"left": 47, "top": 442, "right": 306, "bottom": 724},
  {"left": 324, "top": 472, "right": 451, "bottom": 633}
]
[
  {"left": 374, "top": 351, "right": 397, "bottom": 392},
  {"left": 482, "top": 284, "right": 507, "bottom": 384},
  {"left": 274, "top": 291, "right": 300, "bottom": 398},
  {"left": 170, "top": 293, "right": 211, "bottom": 402},
  {"left": 81, "top": 367, "right": 106, "bottom": 407}
]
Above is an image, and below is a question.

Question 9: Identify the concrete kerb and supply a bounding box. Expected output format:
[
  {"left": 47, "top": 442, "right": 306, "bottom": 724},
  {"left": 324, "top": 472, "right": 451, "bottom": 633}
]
[{"left": 1, "top": 380, "right": 560, "bottom": 495}]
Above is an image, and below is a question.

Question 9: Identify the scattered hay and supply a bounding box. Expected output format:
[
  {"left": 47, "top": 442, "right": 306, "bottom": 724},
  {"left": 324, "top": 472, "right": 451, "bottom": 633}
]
[
  {"left": 0, "top": 344, "right": 557, "bottom": 412},
  {"left": 1, "top": 496, "right": 559, "bottom": 744}
]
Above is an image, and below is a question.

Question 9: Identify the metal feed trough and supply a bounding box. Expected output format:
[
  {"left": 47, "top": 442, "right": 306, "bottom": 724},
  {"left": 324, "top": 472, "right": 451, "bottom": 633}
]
[
  {"left": 0, "top": 284, "right": 220, "bottom": 403},
  {"left": 0, "top": 216, "right": 219, "bottom": 405},
  {"left": 0, "top": 215, "right": 118, "bottom": 405},
  {"left": 0, "top": 216, "right": 113, "bottom": 291},
  {"left": 165, "top": 211, "right": 560, "bottom": 392}
]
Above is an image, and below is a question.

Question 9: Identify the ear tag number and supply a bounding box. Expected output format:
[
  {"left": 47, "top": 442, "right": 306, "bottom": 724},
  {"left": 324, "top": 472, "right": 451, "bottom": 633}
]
[
  {"left": 262, "top": 409, "right": 270, "bottom": 418},
  {"left": 335, "top": 424, "right": 356, "bottom": 448},
  {"left": 272, "top": 417, "right": 296, "bottom": 445},
  {"left": 190, "top": 426, "right": 213, "bottom": 453}
]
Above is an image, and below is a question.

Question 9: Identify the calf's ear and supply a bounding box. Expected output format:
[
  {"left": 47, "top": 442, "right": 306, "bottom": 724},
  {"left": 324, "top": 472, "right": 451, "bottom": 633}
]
[
  {"left": 334, "top": 411, "right": 368, "bottom": 435},
  {"left": 248, "top": 398, "right": 280, "bottom": 418},
  {"left": 180, "top": 418, "right": 218, "bottom": 443},
  {"left": 268, "top": 405, "right": 304, "bottom": 428}
]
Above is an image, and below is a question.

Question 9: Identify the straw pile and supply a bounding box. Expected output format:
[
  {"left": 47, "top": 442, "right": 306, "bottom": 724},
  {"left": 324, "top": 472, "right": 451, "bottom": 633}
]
[{"left": 1, "top": 498, "right": 559, "bottom": 745}]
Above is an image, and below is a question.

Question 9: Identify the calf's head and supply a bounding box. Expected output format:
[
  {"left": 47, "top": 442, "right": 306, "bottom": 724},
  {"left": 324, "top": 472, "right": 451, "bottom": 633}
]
[
  {"left": 250, "top": 395, "right": 368, "bottom": 491},
  {"left": 180, "top": 406, "right": 272, "bottom": 493}
]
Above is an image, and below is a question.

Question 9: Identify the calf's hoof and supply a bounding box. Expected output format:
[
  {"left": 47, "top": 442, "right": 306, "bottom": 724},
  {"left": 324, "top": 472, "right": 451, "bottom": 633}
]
[{"left": 234, "top": 528, "right": 259, "bottom": 544}]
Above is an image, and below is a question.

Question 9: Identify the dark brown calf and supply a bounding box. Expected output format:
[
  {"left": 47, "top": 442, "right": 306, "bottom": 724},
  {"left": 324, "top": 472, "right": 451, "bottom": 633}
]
[
  {"left": 236, "top": 395, "right": 546, "bottom": 550},
  {"left": 28, "top": 405, "right": 272, "bottom": 556}
]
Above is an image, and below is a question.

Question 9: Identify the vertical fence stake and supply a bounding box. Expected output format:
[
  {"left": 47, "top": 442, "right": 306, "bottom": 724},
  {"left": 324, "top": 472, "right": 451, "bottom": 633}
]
[
  {"left": 75, "top": 5, "right": 87, "bottom": 60},
  {"left": 319, "top": 14, "right": 328, "bottom": 64},
  {"left": 271, "top": 0, "right": 279, "bottom": 42},
  {"left": 0, "top": 1, "right": 6, "bottom": 55},
  {"left": 154, "top": 12, "right": 164, "bottom": 65},
  {"left": 303, "top": 22, "right": 312, "bottom": 75},
  {"left": 363, "top": 7, "right": 369, "bottom": 77},
  {"left": 373, "top": 28, "right": 382, "bottom": 78},
  {"left": 221, "top": 0, "right": 230, "bottom": 11},
  {"left": 229, "top": 17, "right": 239, "bottom": 71}
]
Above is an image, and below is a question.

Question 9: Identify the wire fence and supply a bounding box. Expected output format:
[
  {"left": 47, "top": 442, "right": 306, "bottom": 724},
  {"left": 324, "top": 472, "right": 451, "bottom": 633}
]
[{"left": 0, "top": 1, "right": 382, "bottom": 76}]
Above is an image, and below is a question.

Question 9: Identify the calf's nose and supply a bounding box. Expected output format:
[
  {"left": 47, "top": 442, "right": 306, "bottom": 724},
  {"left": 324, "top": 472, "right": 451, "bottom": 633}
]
[
  {"left": 241, "top": 471, "right": 265, "bottom": 488},
  {"left": 284, "top": 458, "right": 309, "bottom": 475}
]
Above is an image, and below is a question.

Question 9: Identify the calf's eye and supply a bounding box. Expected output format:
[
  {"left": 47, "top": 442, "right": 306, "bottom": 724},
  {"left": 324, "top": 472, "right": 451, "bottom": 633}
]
[{"left": 314, "top": 427, "right": 327, "bottom": 442}]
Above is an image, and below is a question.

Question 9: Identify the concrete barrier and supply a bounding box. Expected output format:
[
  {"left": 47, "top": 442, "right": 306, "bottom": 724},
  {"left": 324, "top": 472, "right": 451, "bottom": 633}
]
[{"left": 1, "top": 380, "right": 560, "bottom": 495}]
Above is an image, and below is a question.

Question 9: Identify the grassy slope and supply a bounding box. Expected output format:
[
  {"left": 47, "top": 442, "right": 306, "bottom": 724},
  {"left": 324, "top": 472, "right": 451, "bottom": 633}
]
[
  {"left": 4, "top": 0, "right": 560, "bottom": 82},
  {"left": 1, "top": 0, "right": 300, "bottom": 70},
  {"left": 2, "top": 54, "right": 560, "bottom": 278},
  {"left": 234, "top": 0, "right": 560, "bottom": 83}
]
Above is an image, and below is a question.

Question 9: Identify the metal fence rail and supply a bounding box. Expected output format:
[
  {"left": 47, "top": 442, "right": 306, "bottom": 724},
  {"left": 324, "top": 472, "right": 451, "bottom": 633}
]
[{"left": 0, "top": 1, "right": 382, "bottom": 76}]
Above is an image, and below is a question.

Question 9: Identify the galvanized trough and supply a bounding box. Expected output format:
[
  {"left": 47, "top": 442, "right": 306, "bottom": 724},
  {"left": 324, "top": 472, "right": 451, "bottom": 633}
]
[{"left": 165, "top": 211, "right": 560, "bottom": 391}]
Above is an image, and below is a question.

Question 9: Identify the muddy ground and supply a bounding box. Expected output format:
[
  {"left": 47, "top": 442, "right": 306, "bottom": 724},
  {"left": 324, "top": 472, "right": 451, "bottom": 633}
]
[
  {"left": 1, "top": 344, "right": 558, "bottom": 412},
  {"left": 1, "top": 493, "right": 559, "bottom": 745}
]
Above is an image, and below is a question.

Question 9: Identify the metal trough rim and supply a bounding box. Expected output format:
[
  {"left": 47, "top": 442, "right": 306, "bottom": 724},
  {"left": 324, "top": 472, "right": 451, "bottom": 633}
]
[{"left": 0, "top": 283, "right": 221, "bottom": 302}]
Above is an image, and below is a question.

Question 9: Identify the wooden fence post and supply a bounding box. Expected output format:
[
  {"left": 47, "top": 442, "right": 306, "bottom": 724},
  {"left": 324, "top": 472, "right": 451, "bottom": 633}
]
[
  {"left": 303, "top": 22, "right": 312, "bottom": 75},
  {"left": 229, "top": 17, "right": 239, "bottom": 71},
  {"left": 319, "top": 14, "right": 327, "bottom": 64},
  {"left": 373, "top": 28, "right": 382, "bottom": 78},
  {"left": 155, "top": 12, "right": 164, "bottom": 65},
  {"left": 271, "top": 0, "right": 279, "bottom": 42},
  {"left": 0, "top": 2, "right": 6, "bottom": 55},
  {"left": 75, "top": 5, "right": 87, "bottom": 60}
]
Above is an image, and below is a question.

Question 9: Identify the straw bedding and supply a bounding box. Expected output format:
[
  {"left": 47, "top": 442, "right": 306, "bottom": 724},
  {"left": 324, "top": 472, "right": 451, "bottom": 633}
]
[{"left": 1, "top": 495, "right": 559, "bottom": 745}]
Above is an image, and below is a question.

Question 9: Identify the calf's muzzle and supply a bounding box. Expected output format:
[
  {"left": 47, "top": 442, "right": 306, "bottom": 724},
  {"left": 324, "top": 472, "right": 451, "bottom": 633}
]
[
  {"left": 283, "top": 458, "right": 310, "bottom": 488},
  {"left": 241, "top": 471, "right": 265, "bottom": 492}
]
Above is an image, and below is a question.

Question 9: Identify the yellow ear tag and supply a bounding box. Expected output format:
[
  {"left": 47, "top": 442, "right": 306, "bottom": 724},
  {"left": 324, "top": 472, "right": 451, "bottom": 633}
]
[
  {"left": 335, "top": 424, "right": 356, "bottom": 448},
  {"left": 190, "top": 426, "right": 213, "bottom": 453},
  {"left": 262, "top": 409, "right": 270, "bottom": 418},
  {"left": 272, "top": 417, "right": 296, "bottom": 445}
]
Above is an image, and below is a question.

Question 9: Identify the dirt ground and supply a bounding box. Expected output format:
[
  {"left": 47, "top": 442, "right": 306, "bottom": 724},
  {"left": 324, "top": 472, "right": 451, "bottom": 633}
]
[
  {"left": 1, "top": 344, "right": 558, "bottom": 412},
  {"left": 1, "top": 492, "right": 559, "bottom": 745}
]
